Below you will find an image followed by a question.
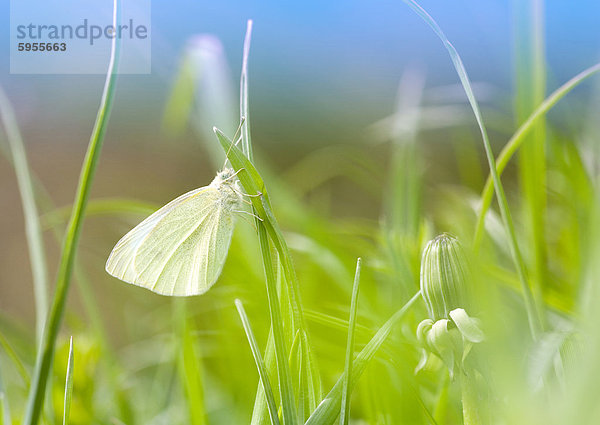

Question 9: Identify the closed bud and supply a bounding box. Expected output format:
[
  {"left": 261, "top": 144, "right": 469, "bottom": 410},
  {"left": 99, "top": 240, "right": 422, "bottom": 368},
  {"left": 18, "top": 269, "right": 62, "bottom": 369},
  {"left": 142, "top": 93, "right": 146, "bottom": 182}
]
[{"left": 420, "top": 233, "right": 471, "bottom": 321}]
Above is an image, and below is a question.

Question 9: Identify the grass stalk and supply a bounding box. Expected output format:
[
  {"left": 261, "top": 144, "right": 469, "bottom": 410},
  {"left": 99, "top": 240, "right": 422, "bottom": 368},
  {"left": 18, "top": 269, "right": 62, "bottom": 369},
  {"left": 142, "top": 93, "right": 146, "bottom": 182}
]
[
  {"left": 0, "top": 330, "right": 30, "bottom": 387},
  {"left": 228, "top": 23, "right": 321, "bottom": 419},
  {"left": 235, "top": 22, "right": 299, "bottom": 423},
  {"left": 0, "top": 87, "right": 49, "bottom": 342},
  {"left": 176, "top": 301, "right": 207, "bottom": 425},
  {"left": 216, "top": 128, "right": 323, "bottom": 406},
  {"left": 240, "top": 19, "right": 254, "bottom": 161},
  {"left": 23, "top": 0, "right": 120, "bottom": 422},
  {"left": 0, "top": 363, "right": 11, "bottom": 425},
  {"left": 236, "top": 300, "right": 281, "bottom": 425},
  {"left": 473, "top": 63, "right": 600, "bottom": 247},
  {"left": 0, "top": 133, "right": 135, "bottom": 424},
  {"left": 257, "top": 222, "right": 298, "bottom": 424},
  {"left": 513, "top": 0, "right": 548, "bottom": 329},
  {"left": 62, "top": 337, "right": 74, "bottom": 425},
  {"left": 251, "top": 330, "right": 278, "bottom": 425},
  {"left": 305, "top": 291, "right": 421, "bottom": 425},
  {"left": 238, "top": 23, "right": 277, "bottom": 423},
  {"left": 401, "top": 0, "right": 543, "bottom": 338},
  {"left": 339, "top": 258, "right": 362, "bottom": 425}
]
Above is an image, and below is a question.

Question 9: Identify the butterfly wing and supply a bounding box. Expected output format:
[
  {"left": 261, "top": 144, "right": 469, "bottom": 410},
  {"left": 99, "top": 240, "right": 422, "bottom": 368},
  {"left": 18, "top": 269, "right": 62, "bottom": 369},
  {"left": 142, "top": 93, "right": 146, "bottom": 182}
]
[{"left": 105, "top": 186, "right": 237, "bottom": 296}]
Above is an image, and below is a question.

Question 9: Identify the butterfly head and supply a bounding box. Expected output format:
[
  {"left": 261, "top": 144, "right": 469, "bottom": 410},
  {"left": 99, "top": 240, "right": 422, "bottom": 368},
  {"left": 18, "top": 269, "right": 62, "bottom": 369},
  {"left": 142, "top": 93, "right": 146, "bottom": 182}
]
[
  {"left": 211, "top": 168, "right": 244, "bottom": 207},
  {"left": 212, "top": 168, "right": 238, "bottom": 187}
]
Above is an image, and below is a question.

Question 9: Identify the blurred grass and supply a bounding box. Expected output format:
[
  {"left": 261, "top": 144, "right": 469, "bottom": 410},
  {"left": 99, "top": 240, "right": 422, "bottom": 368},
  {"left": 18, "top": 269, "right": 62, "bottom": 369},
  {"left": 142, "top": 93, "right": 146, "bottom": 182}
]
[
  {"left": 0, "top": 86, "right": 49, "bottom": 343},
  {"left": 0, "top": 0, "right": 600, "bottom": 424}
]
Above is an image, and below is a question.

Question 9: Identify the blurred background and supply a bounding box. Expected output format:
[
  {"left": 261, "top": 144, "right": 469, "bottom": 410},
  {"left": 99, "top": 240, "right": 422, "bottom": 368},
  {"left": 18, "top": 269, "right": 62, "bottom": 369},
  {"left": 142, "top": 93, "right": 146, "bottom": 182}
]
[
  {"left": 1, "top": 0, "right": 599, "bottom": 325},
  {"left": 2, "top": 0, "right": 600, "bottom": 423}
]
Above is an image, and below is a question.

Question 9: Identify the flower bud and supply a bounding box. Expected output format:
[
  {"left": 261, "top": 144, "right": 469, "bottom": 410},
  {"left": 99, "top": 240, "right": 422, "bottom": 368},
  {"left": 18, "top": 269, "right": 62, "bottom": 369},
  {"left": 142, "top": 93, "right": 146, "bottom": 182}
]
[{"left": 420, "top": 233, "right": 470, "bottom": 321}]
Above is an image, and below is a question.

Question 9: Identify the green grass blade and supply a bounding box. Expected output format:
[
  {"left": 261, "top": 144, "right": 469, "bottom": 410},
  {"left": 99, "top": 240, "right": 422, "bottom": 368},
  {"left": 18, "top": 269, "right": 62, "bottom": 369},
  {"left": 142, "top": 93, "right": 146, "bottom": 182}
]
[
  {"left": 240, "top": 19, "right": 254, "bottom": 161},
  {"left": 305, "top": 310, "right": 372, "bottom": 337},
  {"left": 237, "top": 27, "right": 284, "bottom": 422},
  {"left": 0, "top": 330, "right": 30, "bottom": 387},
  {"left": 231, "top": 28, "right": 301, "bottom": 419},
  {"left": 339, "top": 258, "right": 362, "bottom": 425},
  {"left": 513, "top": 0, "right": 548, "bottom": 328},
  {"left": 0, "top": 87, "right": 49, "bottom": 342},
  {"left": 214, "top": 128, "right": 303, "bottom": 323},
  {"left": 23, "top": 0, "right": 121, "bottom": 423},
  {"left": 175, "top": 300, "right": 207, "bottom": 425},
  {"left": 257, "top": 222, "right": 298, "bottom": 425},
  {"left": 251, "top": 329, "right": 279, "bottom": 425},
  {"left": 401, "top": 0, "right": 542, "bottom": 338},
  {"left": 305, "top": 291, "right": 421, "bottom": 425},
  {"left": 300, "top": 330, "right": 318, "bottom": 413},
  {"left": 236, "top": 299, "right": 281, "bottom": 425},
  {"left": 42, "top": 198, "right": 158, "bottom": 230},
  {"left": 215, "top": 127, "right": 322, "bottom": 402},
  {"left": 0, "top": 363, "right": 12, "bottom": 425},
  {"left": 473, "top": 62, "right": 600, "bottom": 246},
  {"left": 0, "top": 125, "right": 134, "bottom": 424},
  {"left": 62, "top": 337, "right": 74, "bottom": 425},
  {"left": 230, "top": 22, "right": 322, "bottom": 412}
]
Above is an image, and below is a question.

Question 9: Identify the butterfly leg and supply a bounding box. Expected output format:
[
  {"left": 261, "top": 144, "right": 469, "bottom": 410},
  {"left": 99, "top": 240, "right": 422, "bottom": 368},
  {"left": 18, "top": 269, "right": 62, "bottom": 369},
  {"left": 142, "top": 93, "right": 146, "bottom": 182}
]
[{"left": 233, "top": 209, "right": 263, "bottom": 222}]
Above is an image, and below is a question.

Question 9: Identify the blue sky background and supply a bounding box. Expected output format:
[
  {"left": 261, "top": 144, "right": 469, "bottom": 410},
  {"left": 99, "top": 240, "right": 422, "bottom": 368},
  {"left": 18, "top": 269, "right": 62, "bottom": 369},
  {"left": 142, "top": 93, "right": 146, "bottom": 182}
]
[{"left": 1, "top": 0, "right": 599, "bottom": 149}]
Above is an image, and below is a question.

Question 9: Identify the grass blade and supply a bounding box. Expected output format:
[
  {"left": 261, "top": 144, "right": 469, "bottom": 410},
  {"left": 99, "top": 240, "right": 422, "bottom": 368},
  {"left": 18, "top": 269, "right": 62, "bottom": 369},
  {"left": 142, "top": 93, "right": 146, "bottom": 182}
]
[
  {"left": 513, "top": 0, "right": 548, "bottom": 328},
  {"left": 215, "top": 127, "right": 322, "bottom": 406},
  {"left": 236, "top": 299, "right": 281, "bottom": 425},
  {"left": 240, "top": 19, "right": 254, "bottom": 160},
  {"left": 42, "top": 198, "right": 158, "bottom": 229},
  {"left": 305, "top": 291, "right": 421, "bottom": 425},
  {"left": 62, "top": 337, "right": 74, "bottom": 425},
  {"left": 23, "top": 0, "right": 121, "bottom": 423},
  {"left": 175, "top": 300, "right": 207, "bottom": 425},
  {"left": 339, "top": 258, "right": 362, "bottom": 425},
  {"left": 473, "top": 63, "right": 600, "bottom": 247},
  {"left": 257, "top": 221, "right": 298, "bottom": 425},
  {"left": 0, "top": 87, "right": 49, "bottom": 342},
  {"left": 401, "top": 0, "right": 542, "bottom": 338},
  {"left": 251, "top": 330, "right": 279, "bottom": 425},
  {"left": 233, "top": 25, "right": 298, "bottom": 421},
  {"left": 233, "top": 22, "right": 321, "bottom": 417},
  {"left": 0, "top": 126, "right": 134, "bottom": 424},
  {"left": 0, "top": 363, "right": 12, "bottom": 425},
  {"left": 0, "top": 330, "right": 30, "bottom": 387}
]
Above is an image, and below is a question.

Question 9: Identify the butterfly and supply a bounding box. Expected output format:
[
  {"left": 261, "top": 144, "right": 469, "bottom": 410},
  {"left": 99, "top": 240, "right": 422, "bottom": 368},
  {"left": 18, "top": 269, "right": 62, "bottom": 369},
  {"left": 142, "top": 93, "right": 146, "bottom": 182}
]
[{"left": 105, "top": 168, "right": 246, "bottom": 296}]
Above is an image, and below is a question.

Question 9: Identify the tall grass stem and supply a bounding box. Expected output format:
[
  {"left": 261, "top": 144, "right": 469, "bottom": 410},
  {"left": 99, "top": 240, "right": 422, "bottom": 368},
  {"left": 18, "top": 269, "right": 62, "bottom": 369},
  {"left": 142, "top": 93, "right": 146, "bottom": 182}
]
[
  {"left": 401, "top": 0, "right": 542, "bottom": 338},
  {"left": 236, "top": 300, "right": 281, "bottom": 425},
  {"left": 23, "top": 0, "right": 120, "bottom": 422},
  {"left": 473, "top": 63, "right": 600, "bottom": 247},
  {"left": 339, "top": 258, "right": 362, "bottom": 425}
]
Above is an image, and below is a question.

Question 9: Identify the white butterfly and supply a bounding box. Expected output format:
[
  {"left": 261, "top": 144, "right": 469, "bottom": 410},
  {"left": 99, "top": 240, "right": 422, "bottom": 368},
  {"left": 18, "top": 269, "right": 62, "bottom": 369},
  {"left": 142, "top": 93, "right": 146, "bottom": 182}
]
[{"left": 105, "top": 168, "right": 244, "bottom": 296}]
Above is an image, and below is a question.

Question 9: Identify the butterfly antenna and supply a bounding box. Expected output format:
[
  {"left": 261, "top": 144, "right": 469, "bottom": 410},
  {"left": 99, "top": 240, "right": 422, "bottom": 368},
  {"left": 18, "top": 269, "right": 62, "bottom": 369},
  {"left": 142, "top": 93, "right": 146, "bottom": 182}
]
[
  {"left": 233, "top": 116, "right": 246, "bottom": 142},
  {"left": 221, "top": 117, "right": 246, "bottom": 170},
  {"left": 221, "top": 168, "right": 246, "bottom": 184}
]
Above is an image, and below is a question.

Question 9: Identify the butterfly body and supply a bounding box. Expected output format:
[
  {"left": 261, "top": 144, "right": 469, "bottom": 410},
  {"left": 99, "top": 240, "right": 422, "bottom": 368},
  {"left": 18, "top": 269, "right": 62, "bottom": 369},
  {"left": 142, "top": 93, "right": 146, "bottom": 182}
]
[{"left": 106, "top": 168, "right": 244, "bottom": 296}]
